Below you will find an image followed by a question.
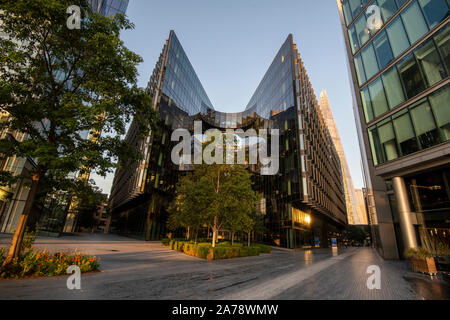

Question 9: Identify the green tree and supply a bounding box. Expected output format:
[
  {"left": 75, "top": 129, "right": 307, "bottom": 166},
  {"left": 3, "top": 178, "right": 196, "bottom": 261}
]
[
  {"left": 0, "top": 0, "right": 156, "bottom": 263},
  {"left": 167, "top": 169, "right": 210, "bottom": 241},
  {"left": 170, "top": 162, "right": 258, "bottom": 248}
]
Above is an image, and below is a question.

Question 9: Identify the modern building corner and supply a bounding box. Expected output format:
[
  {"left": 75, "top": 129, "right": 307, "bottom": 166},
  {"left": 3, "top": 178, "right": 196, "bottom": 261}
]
[{"left": 337, "top": 0, "right": 449, "bottom": 259}]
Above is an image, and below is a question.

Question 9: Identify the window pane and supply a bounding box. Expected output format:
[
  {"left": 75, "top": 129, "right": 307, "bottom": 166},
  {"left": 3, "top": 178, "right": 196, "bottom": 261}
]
[
  {"left": 355, "top": 54, "right": 367, "bottom": 85},
  {"left": 393, "top": 111, "right": 419, "bottom": 155},
  {"left": 361, "top": 87, "right": 374, "bottom": 122},
  {"left": 386, "top": 16, "right": 410, "bottom": 57},
  {"left": 397, "top": 53, "right": 426, "bottom": 98},
  {"left": 429, "top": 85, "right": 450, "bottom": 141},
  {"left": 410, "top": 100, "right": 442, "bottom": 148},
  {"left": 361, "top": 43, "right": 379, "bottom": 79},
  {"left": 368, "top": 77, "right": 389, "bottom": 117},
  {"left": 414, "top": 39, "right": 446, "bottom": 87},
  {"left": 348, "top": 25, "right": 360, "bottom": 54},
  {"left": 401, "top": 1, "right": 429, "bottom": 44},
  {"left": 382, "top": 66, "right": 405, "bottom": 108},
  {"left": 373, "top": 30, "right": 394, "bottom": 69},
  {"left": 418, "top": 0, "right": 449, "bottom": 29},
  {"left": 355, "top": 13, "right": 370, "bottom": 46},
  {"left": 369, "top": 126, "right": 383, "bottom": 165},
  {"left": 343, "top": 1, "right": 353, "bottom": 25},
  {"left": 350, "top": 0, "right": 363, "bottom": 17},
  {"left": 434, "top": 24, "right": 450, "bottom": 74},
  {"left": 377, "top": 0, "right": 398, "bottom": 22},
  {"left": 378, "top": 121, "right": 399, "bottom": 161},
  {"left": 395, "top": 0, "right": 407, "bottom": 7}
]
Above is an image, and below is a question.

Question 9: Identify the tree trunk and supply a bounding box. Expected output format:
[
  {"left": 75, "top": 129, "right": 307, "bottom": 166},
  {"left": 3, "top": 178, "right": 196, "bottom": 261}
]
[
  {"left": 212, "top": 216, "right": 218, "bottom": 248},
  {"left": 231, "top": 232, "right": 234, "bottom": 246},
  {"left": 187, "top": 226, "right": 190, "bottom": 240},
  {"left": 248, "top": 232, "right": 251, "bottom": 247},
  {"left": 4, "top": 169, "right": 43, "bottom": 265}
]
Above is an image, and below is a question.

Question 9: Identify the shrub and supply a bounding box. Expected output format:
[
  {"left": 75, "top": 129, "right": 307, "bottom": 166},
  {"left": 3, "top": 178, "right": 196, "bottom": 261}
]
[
  {"left": 165, "top": 240, "right": 272, "bottom": 260},
  {"left": 404, "top": 247, "right": 433, "bottom": 259},
  {"left": 161, "top": 238, "right": 170, "bottom": 246}
]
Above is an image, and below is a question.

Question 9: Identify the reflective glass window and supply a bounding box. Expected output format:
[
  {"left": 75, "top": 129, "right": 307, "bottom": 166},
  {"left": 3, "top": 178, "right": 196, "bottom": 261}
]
[
  {"left": 429, "top": 85, "right": 450, "bottom": 141},
  {"left": 386, "top": 16, "right": 410, "bottom": 57},
  {"left": 361, "top": 87, "right": 374, "bottom": 122},
  {"left": 410, "top": 99, "right": 442, "bottom": 148},
  {"left": 414, "top": 39, "right": 446, "bottom": 87},
  {"left": 355, "top": 54, "right": 367, "bottom": 85},
  {"left": 434, "top": 24, "right": 450, "bottom": 74},
  {"left": 397, "top": 53, "right": 426, "bottom": 98},
  {"left": 378, "top": 120, "right": 399, "bottom": 161},
  {"left": 361, "top": 43, "right": 379, "bottom": 80},
  {"left": 377, "top": 0, "right": 398, "bottom": 22},
  {"left": 373, "top": 30, "right": 394, "bottom": 69},
  {"left": 401, "top": 0, "right": 429, "bottom": 44},
  {"left": 418, "top": 0, "right": 449, "bottom": 29},
  {"left": 382, "top": 66, "right": 405, "bottom": 109},
  {"left": 343, "top": 1, "right": 353, "bottom": 25},
  {"left": 368, "top": 77, "right": 389, "bottom": 117},
  {"left": 395, "top": 0, "right": 407, "bottom": 6},
  {"left": 392, "top": 110, "right": 419, "bottom": 155},
  {"left": 350, "top": 0, "right": 363, "bottom": 17},
  {"left": 348, "top": 25, "right": 360, "bottom": 54},
  {"left": 355, "top": 14, "right": 370, "bottom": 46},
  {"left": 368, "top": 126, "right": 383, "bottom": 165}
]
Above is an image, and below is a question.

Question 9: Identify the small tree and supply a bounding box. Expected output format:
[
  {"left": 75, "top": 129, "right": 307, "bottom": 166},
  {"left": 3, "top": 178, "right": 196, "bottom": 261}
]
[{"left": 0, "top": 0, "right": 156, "bottom": 263}]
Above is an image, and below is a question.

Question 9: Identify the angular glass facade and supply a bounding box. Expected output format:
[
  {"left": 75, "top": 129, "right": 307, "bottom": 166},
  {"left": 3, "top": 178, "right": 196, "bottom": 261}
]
[
  {"left": 109, "top": 32, "right": 347, "bottom": 248},
  {"left": 89, "top": 0, "right": 129, "bottom": 16},
  {"left": 338, "top": 0, "right": 450, "bottom": 259}
]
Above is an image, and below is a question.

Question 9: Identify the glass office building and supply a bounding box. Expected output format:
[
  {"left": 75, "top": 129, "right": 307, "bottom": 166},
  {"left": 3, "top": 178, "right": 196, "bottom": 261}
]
[
  {"left": 89, "top": 0, "right": 129, "bottom": 16},
  {"left": 109, "top": 31, "right": 347, "bottom": 248},
  {"left": 337, "top": 0, "right": 449, "bottom": 259}
]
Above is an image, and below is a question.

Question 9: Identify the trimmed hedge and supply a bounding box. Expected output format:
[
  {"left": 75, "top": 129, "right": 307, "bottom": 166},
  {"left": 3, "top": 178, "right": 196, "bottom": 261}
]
[{"left": 162, "top": 239, "right": 272, "bottom": 260}]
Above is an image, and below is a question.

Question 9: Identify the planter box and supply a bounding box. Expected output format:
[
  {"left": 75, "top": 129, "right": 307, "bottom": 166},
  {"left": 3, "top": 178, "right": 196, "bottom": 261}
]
[{"left": 410, "top": 257, "right": 437, "bottom": 275}]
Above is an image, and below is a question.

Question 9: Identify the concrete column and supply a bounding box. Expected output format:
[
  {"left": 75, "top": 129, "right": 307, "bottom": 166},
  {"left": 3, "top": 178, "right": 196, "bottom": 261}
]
[{"left": 392, "top": 177, "right": 418, "bottom": 250}]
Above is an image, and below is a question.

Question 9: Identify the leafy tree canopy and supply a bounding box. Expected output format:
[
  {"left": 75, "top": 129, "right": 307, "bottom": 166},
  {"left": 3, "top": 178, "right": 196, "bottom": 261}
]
[{"left": 0, "top": 0, "right": 156, "bottom": 188}]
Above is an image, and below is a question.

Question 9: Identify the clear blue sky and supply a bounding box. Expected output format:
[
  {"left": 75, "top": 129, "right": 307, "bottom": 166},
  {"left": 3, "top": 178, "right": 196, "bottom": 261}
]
[{"left": 92, "top": 0, "right": 365, "bottom": 195}]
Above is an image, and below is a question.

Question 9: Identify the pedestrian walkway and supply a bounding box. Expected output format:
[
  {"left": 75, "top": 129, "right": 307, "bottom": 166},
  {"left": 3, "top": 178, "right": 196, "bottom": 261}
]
[{"left": 0, "top": 234, "right": 448, "bottom": 300}]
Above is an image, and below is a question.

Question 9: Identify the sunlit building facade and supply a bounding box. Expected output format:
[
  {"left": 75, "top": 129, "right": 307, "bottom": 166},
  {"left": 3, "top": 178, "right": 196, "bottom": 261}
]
[
  {"left": 319, "top": 90, "right": 368, "bottom": 225},
  {"left": 337, "top": 0, "right": 449, "bottom": 259},
  {"left": 109, "top": 31, "right": 347, "bottom": 248}
]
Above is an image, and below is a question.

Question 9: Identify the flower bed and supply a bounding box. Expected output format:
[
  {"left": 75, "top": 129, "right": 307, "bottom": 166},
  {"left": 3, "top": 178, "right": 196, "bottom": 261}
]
[
  {"left": 162, "top": 239, "right": 272, "bottom": 260},
  {"left": 0, "top": 248, "right": 101, "bottom": 279}
]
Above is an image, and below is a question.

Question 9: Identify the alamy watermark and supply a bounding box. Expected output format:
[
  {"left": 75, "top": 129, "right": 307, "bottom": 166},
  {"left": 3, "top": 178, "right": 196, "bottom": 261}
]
[
  {"left": 66, "top": 265, "right": 81, "bottom": 290},
  {"left": 66, "top": 5, "right": 81, "bottom": 30},
  {"left": 171, "top": 121, "right": 280, "bottom": 176},
  {"left": 366, "top": 265, "right": 381, "bottom": 290},
  {"left": 366, "top": 5, "right": 382, "bottom": 32}
]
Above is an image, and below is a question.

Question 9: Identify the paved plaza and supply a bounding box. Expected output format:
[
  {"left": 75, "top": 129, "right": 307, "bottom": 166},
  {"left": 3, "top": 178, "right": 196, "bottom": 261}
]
[{"left": 0, "top": 234, "right": 448, "bottom": 300}]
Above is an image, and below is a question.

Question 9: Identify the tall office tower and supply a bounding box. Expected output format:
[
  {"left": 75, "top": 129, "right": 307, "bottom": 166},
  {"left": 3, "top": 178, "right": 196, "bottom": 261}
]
[
  {"left": 0, "top": 0, "right": 130, "bottom": 235},
  {"left": 89, "top": 0, "right": 129, "bottom": 16},
  {"left": 319, "top": 90, "right": 368, "bottom": 225},
  {"left": 337, "top": 0, "right": 449, "bottom": 259},
  {"left": 109, "top": 31, "right": 347, "bottom": 248}
]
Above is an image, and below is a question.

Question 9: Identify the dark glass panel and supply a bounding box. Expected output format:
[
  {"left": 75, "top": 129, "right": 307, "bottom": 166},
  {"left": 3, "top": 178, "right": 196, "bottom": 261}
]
[
  {"left": 377, "top": 0, "right": 398, "bottom": 22},
  {"left": 392, "top": 110, "right": 420, "bottom": 155},
  {"left": 418, "top": 0, "right": 449, "bottom": 29},
  {"left": 373, "top": 30, "right": 394, "bottom": 69},
  {"left": 414, "top": 39, "right": 446, "bottom": 87},
  {"left": 397, "top": 53, "right": 426, "bottom": 98}
]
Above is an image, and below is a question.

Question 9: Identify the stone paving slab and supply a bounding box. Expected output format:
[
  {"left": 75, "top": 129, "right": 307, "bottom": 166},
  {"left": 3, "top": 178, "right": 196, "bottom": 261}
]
[{"left": 0, "top": 233, "right": 447, "bottom": 300}]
